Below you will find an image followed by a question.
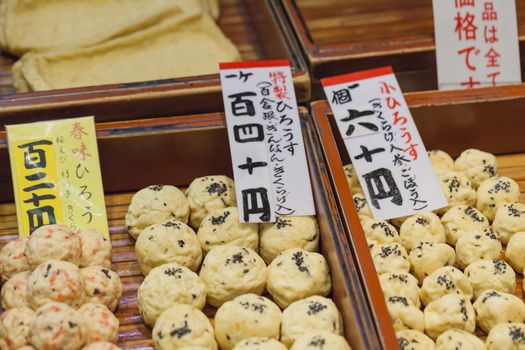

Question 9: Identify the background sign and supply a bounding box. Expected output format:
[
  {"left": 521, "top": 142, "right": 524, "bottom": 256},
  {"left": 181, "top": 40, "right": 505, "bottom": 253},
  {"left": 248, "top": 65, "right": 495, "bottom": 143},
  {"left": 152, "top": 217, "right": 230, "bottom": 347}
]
[{"left": 433, "top": 0, "right": 521, "bottom": 90}]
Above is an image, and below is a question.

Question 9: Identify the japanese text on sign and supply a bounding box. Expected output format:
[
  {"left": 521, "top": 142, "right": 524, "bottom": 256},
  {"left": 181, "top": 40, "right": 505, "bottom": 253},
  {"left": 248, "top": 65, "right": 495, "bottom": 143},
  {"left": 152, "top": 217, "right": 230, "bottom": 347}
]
[
  {"left": 7, "top": 117, "right": 109, "bottom": 238},
  {"left": 220, "top": 60, "right": 315, "bottom": 223},
  {"left": 433, "top": 0, "right": 521, "bottom": 90},
  {"left": 322, "top": 67, "right": 447, "bottom": 220}
]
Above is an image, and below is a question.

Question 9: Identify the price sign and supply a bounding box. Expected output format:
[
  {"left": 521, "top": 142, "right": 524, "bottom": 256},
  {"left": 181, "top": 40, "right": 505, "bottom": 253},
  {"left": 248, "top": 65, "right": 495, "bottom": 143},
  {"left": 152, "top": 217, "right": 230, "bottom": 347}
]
[
  {"left": 7, "top": 117, "right": 109, "bottom": 237},
  {"left": 220, "top": 60, "right": 315, "bottom": 223},
  {"left": 322, "top": 67, "right": 447, "bottom": 220}
]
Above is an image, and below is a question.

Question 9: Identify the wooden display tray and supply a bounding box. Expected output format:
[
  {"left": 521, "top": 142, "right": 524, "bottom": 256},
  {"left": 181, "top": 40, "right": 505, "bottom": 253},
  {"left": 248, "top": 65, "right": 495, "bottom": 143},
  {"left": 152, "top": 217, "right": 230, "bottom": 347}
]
[
  {"left": 282, "top": 0, "right": 525, "bottom": 97},
  {"left": 0, "top": 0, "right": 310, "bottom": 125},
  {"left": 0, "top": 109, "right": 387, "bottom": 349},
  {"left": 311, "top": 87, "right": 525, "bottom": 349}
]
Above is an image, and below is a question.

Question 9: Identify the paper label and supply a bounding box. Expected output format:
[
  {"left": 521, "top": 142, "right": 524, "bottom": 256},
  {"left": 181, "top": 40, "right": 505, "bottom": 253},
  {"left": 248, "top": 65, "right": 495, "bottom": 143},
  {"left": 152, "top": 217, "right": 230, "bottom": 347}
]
[
  {"left": 7, "top": 117, "right": 109, "bottom": 238},
  {"left": 322, "top": 67, "right": 447, "bottom": 220},
  {"left": 433, "top": 0, "right": 521, "bottom": 90},
  {"left": 220, "top": 60, "right": 315, "bottom": 223}
]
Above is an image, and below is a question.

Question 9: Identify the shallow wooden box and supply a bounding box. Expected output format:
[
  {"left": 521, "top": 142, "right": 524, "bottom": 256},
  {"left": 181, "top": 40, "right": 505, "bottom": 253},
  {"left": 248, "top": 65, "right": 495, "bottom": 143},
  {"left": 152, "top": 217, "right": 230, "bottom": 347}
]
[
  {"left": 0, "top": 108, "right": 389, "bottom": 349},
  {"left": 0, "top": 0, "right": 310, "bottom": 125},
  {"left": 282, "top": 0, "right": 525, "bottom": 97},
  {"left": 311, "top": 87, "right": 525, "bottom": 349}
]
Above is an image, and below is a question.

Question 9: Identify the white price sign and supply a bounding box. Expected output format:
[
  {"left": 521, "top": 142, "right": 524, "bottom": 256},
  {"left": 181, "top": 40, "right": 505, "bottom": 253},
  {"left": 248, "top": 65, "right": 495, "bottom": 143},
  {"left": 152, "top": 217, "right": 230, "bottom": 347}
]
[
  {"left": 322, "top": 66, "right": 447, "bottom": 220},
  {"left": 433, "top": 0, "right": 521, "bottom": 90},
  {"left": 220, "top": 60, "right": 315, "bottom": 223}
]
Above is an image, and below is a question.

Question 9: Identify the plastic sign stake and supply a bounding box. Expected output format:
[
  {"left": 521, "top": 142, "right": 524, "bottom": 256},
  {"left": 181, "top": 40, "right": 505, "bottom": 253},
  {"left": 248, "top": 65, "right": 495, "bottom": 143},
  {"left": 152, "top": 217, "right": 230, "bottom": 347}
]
[
  {"left": 322, "top": 66, "right": 447, "bottom": 220},
  {"left": 7, "top": 117, "right": 109, "bottom": 238},
  {"left": 433, "top": 0, "right": 521, "bottom": 90},
  {"left": 220, "top": 60, "right": 315, "bottom": 223}
]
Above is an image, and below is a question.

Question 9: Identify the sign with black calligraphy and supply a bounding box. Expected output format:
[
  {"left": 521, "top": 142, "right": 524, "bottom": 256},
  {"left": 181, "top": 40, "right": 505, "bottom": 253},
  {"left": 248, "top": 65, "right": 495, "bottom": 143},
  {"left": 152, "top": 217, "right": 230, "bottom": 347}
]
[
  {"left": 322, "top": 66, "right": 447, "bottom": 220},
  {"left": 220, "top": 60, "right": 315, "bottom": 223},
  {"left": 433, "top": 0, "right": 521, "bottom": 90},
  {"left": 7, "top": 117, "right": 109, "bottom": 238}
]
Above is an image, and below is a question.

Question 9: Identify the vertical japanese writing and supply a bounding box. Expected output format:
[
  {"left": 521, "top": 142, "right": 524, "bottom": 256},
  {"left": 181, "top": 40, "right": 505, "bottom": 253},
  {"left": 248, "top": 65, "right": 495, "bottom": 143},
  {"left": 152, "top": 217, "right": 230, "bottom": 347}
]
[
  {"left": 7, "top": 116, "right": 109, "bottom": 238},
  {"left": 433, "top": 0, "right": 520, "bottom": 90},
  {"left": 223, "top": 69, "right": 274, "bottom": 222},
  {"left": 69, "top": 121, "right": 93, "bottom": 229},
  {"left": 481, "top": 0, "right": 500, "bottom": 85},
  {"left": 454, "top": 0, "right": 480, "bottom": 88},
  {"left": 378, "top": 81, "right": 427, "bottom": 211},
  {"left": 262, "top": 70, "right": 300, "bottom": 216},
  {"left": 56, "top": 134, "right": 74, "bottom": 230},
  {"left": 220, "top": 61, "right": 315, "bottom": 223},
  {"left": 322, "top": 67, "right": 447, "bottom": 220},
  {"left": 17, "top": 140, "right": 58, "bottom": 233}
]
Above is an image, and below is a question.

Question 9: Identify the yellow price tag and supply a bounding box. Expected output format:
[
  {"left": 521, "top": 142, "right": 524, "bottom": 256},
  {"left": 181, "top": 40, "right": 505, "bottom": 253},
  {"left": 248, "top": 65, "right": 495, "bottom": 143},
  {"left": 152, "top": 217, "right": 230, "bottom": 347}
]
[{"left": 6, "top": 117, "right": 109, "bottom": 238}]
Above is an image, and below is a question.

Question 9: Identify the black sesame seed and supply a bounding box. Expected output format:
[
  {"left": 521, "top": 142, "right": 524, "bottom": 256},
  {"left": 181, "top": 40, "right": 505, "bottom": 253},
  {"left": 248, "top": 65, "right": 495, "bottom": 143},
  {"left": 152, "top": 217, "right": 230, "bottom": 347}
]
[
  {"left": 101, "top": 269, "right": 111, "bottom": 279},
  {"left": 211, "top": 211, "right": 231, "bottom": 225},
  {"left": 307, "top": 302, "right": 327, "bottom": 315},
  {"left": 148, "top": 185, "right": 164, "bottom": 192},
  {"left": 169, "top": 320, "right": 191, "bottom": 338},
  {"left": 276, "top": 218, "right": 292, "bottom": 229}
]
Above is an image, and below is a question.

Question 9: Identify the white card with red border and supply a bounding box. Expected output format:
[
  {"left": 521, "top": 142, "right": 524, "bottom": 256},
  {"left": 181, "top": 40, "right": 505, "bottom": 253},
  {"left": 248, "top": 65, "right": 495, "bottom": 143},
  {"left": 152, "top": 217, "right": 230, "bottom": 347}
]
[
  {"left": 433, "top": 0, "right": 521, "bottom": 90},
  {"left": 322, "top": 66, "right": 447, "bottom": 220},
  {"left": 220, "top": 60, "right": 315, "bottom": 223}
]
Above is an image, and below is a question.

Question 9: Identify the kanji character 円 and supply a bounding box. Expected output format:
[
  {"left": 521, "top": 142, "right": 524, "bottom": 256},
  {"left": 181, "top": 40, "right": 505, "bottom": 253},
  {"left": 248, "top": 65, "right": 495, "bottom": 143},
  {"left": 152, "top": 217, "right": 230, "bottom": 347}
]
[
  {"left": 362, "top": 168, "right": 403, "bottom": 209},
  {"left": 241, "top": 187, "right": 272, "bottom": 221}
]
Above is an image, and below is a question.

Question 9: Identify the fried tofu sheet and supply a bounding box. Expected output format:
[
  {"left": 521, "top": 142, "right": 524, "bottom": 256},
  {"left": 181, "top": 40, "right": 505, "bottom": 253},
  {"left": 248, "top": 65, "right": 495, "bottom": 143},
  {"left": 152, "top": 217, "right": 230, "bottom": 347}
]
[
  {"left": 13, "top": 11, "right": 240, "bottom": 91},
  {"left": 0, "top": 0, "right": 219, "bottom": 55}
]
